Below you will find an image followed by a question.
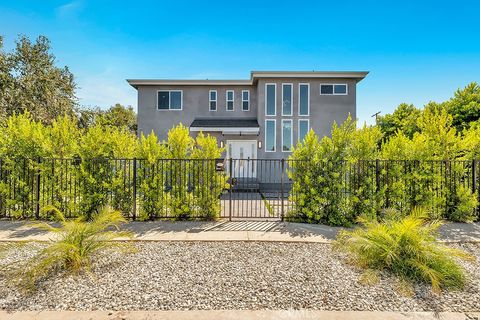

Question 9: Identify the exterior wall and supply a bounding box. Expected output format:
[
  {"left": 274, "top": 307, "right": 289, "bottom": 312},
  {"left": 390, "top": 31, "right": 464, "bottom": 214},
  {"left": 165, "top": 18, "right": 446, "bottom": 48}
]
[
  {"left": 136, "top": 78, "right": 357, "bottom": 159},
  {"left": 255, "top": 78, "right": 357, "bottom": 159},
  {"left": 137, "top": 85, "right": 256, "bottom": 140}
]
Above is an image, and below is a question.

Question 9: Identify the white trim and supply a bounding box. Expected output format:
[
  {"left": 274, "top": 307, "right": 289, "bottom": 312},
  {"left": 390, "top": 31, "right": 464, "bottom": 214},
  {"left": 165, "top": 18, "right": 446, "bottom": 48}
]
[
  {"left": 281, "top": 119, "right": 293, "bottom": 152},
  {"left": 298, "top": 83, "right": 310, "bottom": 116},
  {"left": 265, "top": 119, "right": 276, "bottom": 152},
  {"left": 226, "top": 90, "right": 234, "bottom": 111},
  {"left": 190, "top": 127, "right": 259, "bottom": 134},
  {"left": 281, "top": 83, "right": 293, "bottom": 116},
  {"left": 298, "top": 119, "right": 310, "bottom": 142},
  {"left": 265, "top": 83, "right": 276, "bottom": 116},
  {"left": 157, "top": 90, "right": 183, "bottom": 111},
  {"left": 320, "top": 83, "right": 348, "bottom": 95},
  {"left": 209, "top": 90, "right": 217, "bottom": 111},
  {"left": 242, "top": 90, "right": 250, "bottom": 111}
]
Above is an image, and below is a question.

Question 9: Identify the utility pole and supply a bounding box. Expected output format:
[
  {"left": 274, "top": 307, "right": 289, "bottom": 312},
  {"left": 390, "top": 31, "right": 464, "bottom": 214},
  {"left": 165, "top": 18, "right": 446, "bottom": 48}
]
[{"left": 372, "top": 111, "right": 381, "bottom": 123}]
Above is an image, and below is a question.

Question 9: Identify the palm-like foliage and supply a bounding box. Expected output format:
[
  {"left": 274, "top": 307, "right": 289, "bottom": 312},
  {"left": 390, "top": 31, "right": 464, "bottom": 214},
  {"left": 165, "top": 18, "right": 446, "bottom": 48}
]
[
  {"left": 335, "top": 207, "right": 474, "bottom": 292},
  {"left": 11, "top": 207, "right": 133, "bottom": 290}
]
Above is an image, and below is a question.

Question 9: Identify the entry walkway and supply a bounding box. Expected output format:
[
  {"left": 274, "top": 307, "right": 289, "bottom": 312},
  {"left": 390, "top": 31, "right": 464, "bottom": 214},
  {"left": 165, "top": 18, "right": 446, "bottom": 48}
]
[{"left": 0, "top": 220, "right": 479, "bottom": 243}]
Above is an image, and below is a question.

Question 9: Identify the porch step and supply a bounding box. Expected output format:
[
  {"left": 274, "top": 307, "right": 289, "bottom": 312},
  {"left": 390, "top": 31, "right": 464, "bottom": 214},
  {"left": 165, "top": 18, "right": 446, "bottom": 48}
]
[{"left": 232, "top": 178, "right": 260, "bottom": 192}]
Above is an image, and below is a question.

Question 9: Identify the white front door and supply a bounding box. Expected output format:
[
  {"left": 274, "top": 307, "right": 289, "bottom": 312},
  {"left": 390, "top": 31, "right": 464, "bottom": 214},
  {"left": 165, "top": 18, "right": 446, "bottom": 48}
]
[{"left": 226, "top": 140, "right": 257, "bottom": 178}]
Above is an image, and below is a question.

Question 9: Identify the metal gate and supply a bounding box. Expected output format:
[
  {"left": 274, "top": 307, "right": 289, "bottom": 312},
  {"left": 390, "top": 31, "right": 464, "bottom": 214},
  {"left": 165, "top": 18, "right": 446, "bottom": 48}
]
[{"left": 220, "top": 159, "right": 292, "bottom": 220}]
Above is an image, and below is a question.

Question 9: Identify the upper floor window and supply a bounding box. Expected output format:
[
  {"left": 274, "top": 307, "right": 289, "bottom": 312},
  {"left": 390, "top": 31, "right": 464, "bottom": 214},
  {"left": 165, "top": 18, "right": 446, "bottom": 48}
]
[
  {"left": 320, "top": 84, "right": 348, "bottom": 95},
  {"left": 299, "top": 119, "right": 309, "bottom": 142},
  {"left": 265, "top": 83, "right": 276, "bottom": 116},
  {"left": 282, "top": 84, "right": 292, "bottom": 116},
  {"left": 226, "top": 90, "right": 234, "bottom": 111},
  {"left": 209, "top": 90, "right": 217, "bottom": 111},
  {"left": 242, "top": 90, "right": 250, "bottom": 111},
  {"left": 299, "top": 84, "right": 309, "bottom": 116},
  {"left": 282, "top": 119, "right": 292, "bottom": 152},
  {"left": 265, "top": 119, "right": 276, "bottom": 152},
  {"left": 158, "top": 90, "right": 182, "bottom": 110}
]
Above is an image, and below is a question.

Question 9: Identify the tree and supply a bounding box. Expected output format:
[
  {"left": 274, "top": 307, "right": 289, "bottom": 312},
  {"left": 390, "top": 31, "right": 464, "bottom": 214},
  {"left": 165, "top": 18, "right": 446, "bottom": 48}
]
[
  {"left": 0, "top": 35, "right": 77, "bottom": 123},
  {"left": 97, "top": 103, "right": 137, "bottom": 134},
  {"left": 377, "top": 103, "right": 421, "bottom": 140},
  {"left": 445, "top": 82, "right": 480, "bottom": 132}
]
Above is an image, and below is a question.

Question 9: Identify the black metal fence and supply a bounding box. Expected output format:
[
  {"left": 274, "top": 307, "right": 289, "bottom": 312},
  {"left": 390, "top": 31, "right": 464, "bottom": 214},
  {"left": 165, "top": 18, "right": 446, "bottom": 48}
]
[{"left": 0, "top": 158, "right": 478, "bottom": 221}]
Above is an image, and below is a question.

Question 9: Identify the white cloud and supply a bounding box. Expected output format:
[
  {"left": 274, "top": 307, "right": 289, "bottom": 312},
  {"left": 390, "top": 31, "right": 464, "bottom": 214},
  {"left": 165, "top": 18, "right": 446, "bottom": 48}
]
[{"left": 56, "top": 1, "right": 83, "bottom": 18}]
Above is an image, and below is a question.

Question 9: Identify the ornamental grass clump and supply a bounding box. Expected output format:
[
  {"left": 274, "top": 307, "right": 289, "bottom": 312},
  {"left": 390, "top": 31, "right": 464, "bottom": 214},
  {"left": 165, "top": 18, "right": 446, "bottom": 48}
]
[
  {"left": 335, "top": 207, "right": 474, "bottom": 293},
  {"left": 8, "top": 206, "right": 133, "bottom": 291}
]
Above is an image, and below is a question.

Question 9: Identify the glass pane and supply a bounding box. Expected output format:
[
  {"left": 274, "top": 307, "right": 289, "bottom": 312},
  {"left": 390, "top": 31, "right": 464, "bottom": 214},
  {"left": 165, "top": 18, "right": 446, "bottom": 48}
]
[
  {"left": 210, "top": 101, "right": 216, "bottom": 111},
  {"left": 227, "top": 101, "right": 234, "bottom": 110},
  {"left": 266, "top": 120, "right": 275, "bottom": 151},
  {"left": 158, "top": 91, "right": 169, "bottom": 109},
  {"left": 227, "top": 91, "right": 233, "bottom": 100},
  {"left": 282, "top": 121, "right": 292, "bottom": 151},
  {"left": 321, "top": 85, "right": 333, "bottom": 94},
  {"left": 299, "top": 120, "right": 309, "bottom": 142},
  {"left": 242, "top": 91, "right": 249, "bottom": 101},
  {"left": 299, "top": 84, "right": 309, "bottom": 115},
  {"left": 242, "top": 101, "right": 249, "bottom": 111},
  {"left": 210, "top": 91, "right": 216, "bottom": 100},
  {"left": 282, "top": 84, "right": 292, "bottom": 115},
  {"left": 170, "top": 91, "right": 182, "bottom": 109},
  {"left": 334, "top": 84, "right": 347, "bottom": 94},
  {"left": 266, "top": 84, "right": 276, "bottom": 115}
]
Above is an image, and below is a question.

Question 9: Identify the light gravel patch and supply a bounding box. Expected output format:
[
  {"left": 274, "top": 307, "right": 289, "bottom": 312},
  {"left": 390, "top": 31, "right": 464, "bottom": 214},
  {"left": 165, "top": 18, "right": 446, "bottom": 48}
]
[{"left": 0, "top": 242, "right": 479, "bottom": 312}]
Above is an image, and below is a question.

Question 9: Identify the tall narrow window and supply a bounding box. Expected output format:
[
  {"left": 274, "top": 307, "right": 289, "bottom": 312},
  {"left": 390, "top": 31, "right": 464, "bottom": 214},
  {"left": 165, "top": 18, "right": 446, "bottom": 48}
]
[
  {"left": 157, "top": 90, "right": 182, "bottom": 110},
  {"left": 299, "top": 84, "right": 309, "bottom": 116},
  {"left": 265, "top": 120, "right": 276, "bottom": 152},
  {"left": 209, "top": 90, "right": 217, "bottom": 111},
  {"left": 299, "top": 119, "right": 309, "bottom": 142},
  {"left": 282, "top": 120, "right": 292, "bottom": 152},
  {"left": 242, "top": 90, "right": 249, "bottom": 111},
  {"left": 282, "top": 84, "right": 292, "bottom": 116},
  {"left": 226, "top": 90, "right": 234, "bottom": 111},
  {"left": 265, "top": 84, "right": 276, "bottom": 116}
]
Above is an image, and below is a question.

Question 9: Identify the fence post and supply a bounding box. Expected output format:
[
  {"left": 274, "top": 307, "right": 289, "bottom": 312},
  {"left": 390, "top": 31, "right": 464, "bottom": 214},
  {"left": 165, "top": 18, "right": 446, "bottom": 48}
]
[
  {"left": 281, "top": 158, "right": 285, "bottom": 221},
  {"left": 132, "top": 158, "right": 137, "bottom": 221},
  {"left": 473, "top": 159, "right": 478, "bottom": 217},
  {"left": 229, "top": 157, "right": 233, "bottom": 221},
  {"left": 35, "top": 157, "right": 41, "bottom": 219}
]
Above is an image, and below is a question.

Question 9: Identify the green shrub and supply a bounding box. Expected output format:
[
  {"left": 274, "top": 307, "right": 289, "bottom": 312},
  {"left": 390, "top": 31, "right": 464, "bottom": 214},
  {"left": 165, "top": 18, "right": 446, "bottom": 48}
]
[
  {"left": 8, "top": 207, "right": 133, "bottom": 291},
  {"left": 335, "top": 207, "right": 474, "bottom": 292},
  {"left": 447, "top": 185, "right": 478, "bottom": 222}
]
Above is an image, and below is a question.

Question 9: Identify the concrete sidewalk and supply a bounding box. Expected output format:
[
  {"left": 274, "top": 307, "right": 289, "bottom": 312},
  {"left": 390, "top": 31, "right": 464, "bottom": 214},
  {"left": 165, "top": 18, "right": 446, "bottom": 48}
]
[
  {"left": 0, "top": 310, "right": 477, "bottom": 320},
  {"left": 0, "top": 220, "right": 479, "bottom": 243}
]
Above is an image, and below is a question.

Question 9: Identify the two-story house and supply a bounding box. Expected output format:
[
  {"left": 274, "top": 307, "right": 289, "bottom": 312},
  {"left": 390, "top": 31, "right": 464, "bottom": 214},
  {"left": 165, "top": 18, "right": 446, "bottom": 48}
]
[{"left": 128, "top": 71, "right": 368, "bottom": 177}]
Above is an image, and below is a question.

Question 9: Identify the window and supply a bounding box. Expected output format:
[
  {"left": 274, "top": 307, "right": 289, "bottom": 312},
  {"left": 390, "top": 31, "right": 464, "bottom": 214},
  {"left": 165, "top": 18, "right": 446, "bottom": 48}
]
[
  {"left": 282, "top": 119, "right": 292, "bottom": 152},
  {"left": 209, "top": 90, "right": 217, "bottom": 111},
  {"left": 157, "top": 90, "right": 182, "bottom": 110},
  {"left": 320, "top": 84, "right": 348, "bottom": 95},
  {"left": 242, "top": 90, "right": 250, "bottom": 111},
  {"left": 299, "top": 84, "right": 309, "bottom": 116},
  {"left": 265, "top": 119, "right": 276, "bottom": 152},
  {"left": 226, "top": 90, "right": 234, "bottom": 111},
  {"left": 299, "top": 119, "right": 309, "bottom": 142},
  {"left": 282, "top": 84, "right": 292, "bottom": 116},
  {"left": 265, "top": 84, "right": 276, "bottom": 116}
]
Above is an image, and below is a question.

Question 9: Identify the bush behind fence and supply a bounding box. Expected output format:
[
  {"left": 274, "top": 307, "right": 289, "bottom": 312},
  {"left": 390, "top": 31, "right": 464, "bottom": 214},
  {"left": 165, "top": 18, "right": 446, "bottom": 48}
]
[{"left": 0, "top": 158, "right": 478, "bottom": 223}]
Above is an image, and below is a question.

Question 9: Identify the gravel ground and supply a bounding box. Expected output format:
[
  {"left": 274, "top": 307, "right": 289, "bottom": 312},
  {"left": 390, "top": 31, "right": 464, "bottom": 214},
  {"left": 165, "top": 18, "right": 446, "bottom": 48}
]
[{"left": 0, "top": 242, "right": 479, "bottom": 312}]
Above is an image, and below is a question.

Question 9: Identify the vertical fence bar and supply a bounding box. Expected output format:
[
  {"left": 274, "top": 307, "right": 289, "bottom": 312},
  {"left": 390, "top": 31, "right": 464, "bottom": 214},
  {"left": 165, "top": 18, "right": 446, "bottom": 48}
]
[
  {"left": 281, "top": 158, "right": 285, "bottom": 221},
  {"left": 229, "top": 157, "right": 233, "bottom": 221},
  {"left": 132, "top": 158, "right": 137, "bottom": 220},
  {"left": 35, "top": 157, "right": 41, "bottom": 219},
  {"left": 473, "top": 159, "right": 478, "bottom": 218}
]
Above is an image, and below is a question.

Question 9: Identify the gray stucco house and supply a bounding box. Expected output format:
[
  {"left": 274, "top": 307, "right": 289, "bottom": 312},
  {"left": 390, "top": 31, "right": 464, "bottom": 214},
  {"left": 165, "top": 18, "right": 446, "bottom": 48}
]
[{"left": 127, "top": 71, "right": 368, "bottom": 175}]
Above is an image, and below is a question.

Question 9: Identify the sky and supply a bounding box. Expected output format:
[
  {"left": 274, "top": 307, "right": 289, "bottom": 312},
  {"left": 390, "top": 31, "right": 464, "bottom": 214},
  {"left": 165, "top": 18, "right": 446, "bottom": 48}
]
[{"left": 0, "top": 0, "right": 479, "bottom": 124}]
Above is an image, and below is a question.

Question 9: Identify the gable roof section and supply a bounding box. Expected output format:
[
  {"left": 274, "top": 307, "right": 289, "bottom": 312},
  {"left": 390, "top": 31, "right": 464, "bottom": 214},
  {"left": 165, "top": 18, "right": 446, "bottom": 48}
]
[{"left": 127, "top": 71, "right": 368, "bottom": 89}]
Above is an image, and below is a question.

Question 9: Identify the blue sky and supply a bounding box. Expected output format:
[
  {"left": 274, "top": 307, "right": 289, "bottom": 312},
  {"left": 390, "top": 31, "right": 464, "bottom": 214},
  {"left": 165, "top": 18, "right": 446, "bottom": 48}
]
[{"left": 1, "top": 0, "right": 479, "bottom": 124}]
